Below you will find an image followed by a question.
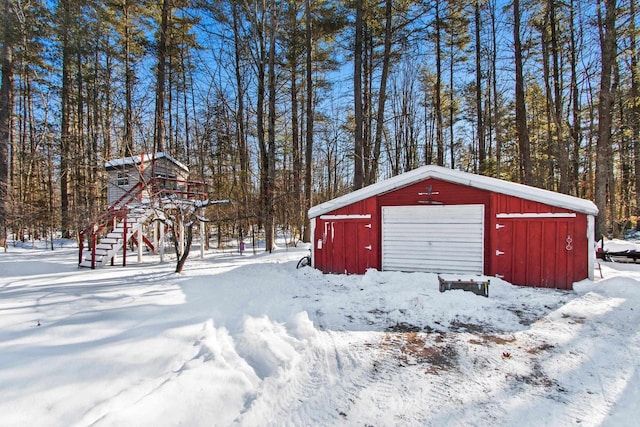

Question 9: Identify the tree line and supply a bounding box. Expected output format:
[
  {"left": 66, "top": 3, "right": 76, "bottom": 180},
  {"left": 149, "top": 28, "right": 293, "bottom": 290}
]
[{"left": 0, "top": 0, "right": 637, "bottom": 250}]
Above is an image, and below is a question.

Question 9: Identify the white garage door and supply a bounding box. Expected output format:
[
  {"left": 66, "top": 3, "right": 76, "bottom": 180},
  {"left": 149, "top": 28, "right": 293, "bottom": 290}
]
[{"left": 382, "top": 205, "right": 484, "bottom": 274}]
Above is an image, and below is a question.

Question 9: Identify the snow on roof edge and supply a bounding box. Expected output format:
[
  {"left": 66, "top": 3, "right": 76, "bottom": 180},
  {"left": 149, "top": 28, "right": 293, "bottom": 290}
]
[
  {"left": 308, "top": 165, "right": 598, "bottom": 218},
  {"left": 104, "top": 152, "right": 189, "bottom": 173}
]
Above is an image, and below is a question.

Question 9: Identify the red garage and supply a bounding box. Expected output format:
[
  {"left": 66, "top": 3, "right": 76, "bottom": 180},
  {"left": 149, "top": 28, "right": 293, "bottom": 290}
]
[{"left": 308, "top": 165, "right": 598, "bottom": 290}]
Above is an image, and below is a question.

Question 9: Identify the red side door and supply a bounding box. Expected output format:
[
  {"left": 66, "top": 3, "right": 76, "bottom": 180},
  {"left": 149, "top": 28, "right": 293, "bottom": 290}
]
[
  {"left": 495, "top": 218, "right": 575, "bottom": 289},
  {"left": 322, "top": 220, "right": 373, "bottom": 274}
]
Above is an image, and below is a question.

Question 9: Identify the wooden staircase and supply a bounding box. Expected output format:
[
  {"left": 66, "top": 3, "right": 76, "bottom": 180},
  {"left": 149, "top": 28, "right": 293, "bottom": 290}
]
[
  {"left": 79, "top": 180, "right": 154, "bottom": 269},
  {"left": 79, "top": 205, "right": 154, "bottom": 268}
]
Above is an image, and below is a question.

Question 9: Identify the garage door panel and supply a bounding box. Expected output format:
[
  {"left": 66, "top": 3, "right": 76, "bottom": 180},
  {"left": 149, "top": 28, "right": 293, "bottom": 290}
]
[
  {"left": 384, "top": 251, "right": 482, "bottom": 262},
  {"left": 383, "top": 224, "right": 483, "bottom": 235},
  {"left": 382, "top": 205, "right": 484, "bottom": 275},
  {"left": 385, "top": 206, "right": 483, "bottom": 221},
  {"left": 384, "top": 258, "right": 483, "bottom": 274},
  {"left": 386, "top": 216, "right": 483, "bottom": 224},
  {"left": 383, "top": 233, "right": 484, "bottom": 243},
  {"left": 383, "top": 241, "right": 483, "bottom": 252}
]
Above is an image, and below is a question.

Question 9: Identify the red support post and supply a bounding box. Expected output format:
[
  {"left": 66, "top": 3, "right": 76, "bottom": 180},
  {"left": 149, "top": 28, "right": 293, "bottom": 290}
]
[
  {"left": 122, "top": 218, "right": 127, "bottom": 267},
  {"left": 91, "top": 233, "right": 96, "bottom": 269}
]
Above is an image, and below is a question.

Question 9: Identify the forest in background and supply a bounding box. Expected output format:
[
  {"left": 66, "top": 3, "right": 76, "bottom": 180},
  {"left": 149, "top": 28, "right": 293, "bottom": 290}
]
[{"left": 0, "top": 0, "right": 637, "bottom": 249}]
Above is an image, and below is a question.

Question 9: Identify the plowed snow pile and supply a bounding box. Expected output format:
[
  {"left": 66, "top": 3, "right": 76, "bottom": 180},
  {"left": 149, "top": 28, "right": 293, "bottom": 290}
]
[{"left": 0, "top": 243, "right": 638, "bottom": 426}]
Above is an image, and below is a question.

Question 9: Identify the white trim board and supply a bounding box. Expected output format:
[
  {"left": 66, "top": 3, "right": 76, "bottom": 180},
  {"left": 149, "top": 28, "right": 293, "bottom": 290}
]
[
  {"left": 319, "top": 214, "right": 372, "bottom": 220},
  {"left": 496, "top": 213, "right": 577, "bottom": 218}
]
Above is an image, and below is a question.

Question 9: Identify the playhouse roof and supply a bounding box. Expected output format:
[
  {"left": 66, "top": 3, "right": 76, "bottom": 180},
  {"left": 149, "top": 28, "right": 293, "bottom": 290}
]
[
  {"left": 105, "top": 152, "right": 189, "bottom": 173},
  {"left": 308, "top": 165, "right": 599, "bottom": 218}
]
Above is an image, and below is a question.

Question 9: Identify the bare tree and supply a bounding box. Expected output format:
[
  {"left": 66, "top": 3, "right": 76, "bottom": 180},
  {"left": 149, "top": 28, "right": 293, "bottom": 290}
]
[{"left": 160, "top": 198, "right": 225, "bottom": 273}]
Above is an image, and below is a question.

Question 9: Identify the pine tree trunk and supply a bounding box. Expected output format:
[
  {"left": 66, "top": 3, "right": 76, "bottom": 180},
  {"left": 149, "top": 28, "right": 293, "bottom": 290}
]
[
  {"left": 569, "top": 0, "right": 582, "bottom": 196},
  {"left": 550, "top": 0, "right": 568, "bottom": 193},
  {"left": 60, "top": 0, "right": 72, "bottom": 239},
  {"left": 630, "top": 0, "right": 640, "bottom": 230},
  {"left": 154, "top": 0, "right": 170, "bottom": 154},
  {"left": 490, "top": 0, "right": 501, "bottom": 177},
  {"left": 303, "top": 0, "right": 313, "bottom": 242},
  {"left": 353, "top": 0, "right": 364, "bottom": 189},
  {"left": 123, "top": 0, "right": 133, "bottom": 156},
  {"left": 595, "top": 0, "right": 617, "bottom": 239},
  {"left": 513, "top": 0, "right": 532, "bottom": 184},
  {"left": 264, "top": 2, "right": 278, "bottom": 252},
  {"left": 435, "top": 2, "right": 444, "bottom": 167},
  {"left": 475, "top": 0, "right": 485, "bottom": 174},
  {"left": 0, "top": 0, "right": 12, "bottom": 248},
  {"left": 368, "top": 0, "right": 393, "bottom": 184}
]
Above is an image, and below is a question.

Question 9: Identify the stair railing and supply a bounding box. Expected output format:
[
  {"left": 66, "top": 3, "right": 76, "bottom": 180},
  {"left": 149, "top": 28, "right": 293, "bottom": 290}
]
[{"left": 79, "top": 181, "right": 146, "bottom": 268}]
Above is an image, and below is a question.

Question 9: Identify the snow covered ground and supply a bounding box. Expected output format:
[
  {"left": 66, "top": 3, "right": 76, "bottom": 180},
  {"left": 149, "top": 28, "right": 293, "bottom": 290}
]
[{"left": 0, "top": 241, "right": 639, "bottom": 426}]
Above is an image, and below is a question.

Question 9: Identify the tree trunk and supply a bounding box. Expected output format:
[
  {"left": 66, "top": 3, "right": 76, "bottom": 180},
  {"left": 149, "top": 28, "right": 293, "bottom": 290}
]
[
  {"left": 449, "top": 40, "right": 455, "bottom": 170},
  {"left": 303, "top": 0, "right": 313, "bottom": 242},
  {"left": 368, "top": 0, "right": 393, "bottom": 184},
  {"left": 123, "top": 0, "right": 133, "bottom": 156},
  {"left": 175, "top": 221, "right": 193, "bottom": 273},
  {"left": 60, "top": 0, "right": 73, "bottom": 239},
  {"left": 232, "top": 3, "right": 249, "bottom": 227},
  {"left": 353, "top": 0, "right": 364, "bottom": 189},
  {"left": 435, "top": 2, "right": 444, "bottom": 166},
  {"left": 490, "top": 0, "right": 501, "bottom": 176},
  {"left": 594, "top": 0, "right": 617, "bottom": 239},
  {"left": 475, "top": 0, "right": 485, "bottom": 174},
  {"left": 0, "top": 0, "right": 13, "bottom": 247},
  {"left": 256, "top": 14, "right": 267, "bottom": 234},
  {"left": 542, "top": 8, "right": 554, "bottom": 188},
  {"left": 550, "top": 0, "right": 568, "bottom": 193},
  {"left": 154, "top": 0, "right": 170, "bottom": 153},
  {"left": 569, "top": 0, "right": 582, "bottom": 196},
  {"left": 265, "top": 3, "right": 278, "bottom": 252},
  {"left": 630, "top": 0, "right": 640, "bottom": 230},
  {"left": 513, "top": 0, "right": 532, "bottom": 184},
  {"left": 291, "top": 52, "right": 301, "bottom": 240}
]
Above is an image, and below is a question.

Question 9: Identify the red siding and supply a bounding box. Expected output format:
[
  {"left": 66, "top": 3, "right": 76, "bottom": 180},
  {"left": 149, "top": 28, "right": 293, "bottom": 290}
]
[{"left": 494, "top": 193, "right": 575, "bottom": 214}]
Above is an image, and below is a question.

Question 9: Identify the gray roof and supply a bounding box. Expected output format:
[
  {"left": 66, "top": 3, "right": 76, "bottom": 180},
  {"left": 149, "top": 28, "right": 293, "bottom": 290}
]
[{"left": 105, "top": 152, "right": 189, "bottom": 173}]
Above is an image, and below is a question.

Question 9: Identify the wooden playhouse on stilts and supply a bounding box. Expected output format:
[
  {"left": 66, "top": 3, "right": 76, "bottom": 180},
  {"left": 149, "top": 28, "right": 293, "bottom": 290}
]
[{"left": 78, "top": 152, "right": 207, "bottom": 269}]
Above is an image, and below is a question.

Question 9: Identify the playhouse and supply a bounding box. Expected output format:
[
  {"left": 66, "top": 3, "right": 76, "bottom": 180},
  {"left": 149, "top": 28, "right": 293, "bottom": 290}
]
[
  {"left": 104, "top": 152, "right": 190, "bottom": 206},
  {"left": 308, "top": 165, "right": 598, "bottom": 290}
]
